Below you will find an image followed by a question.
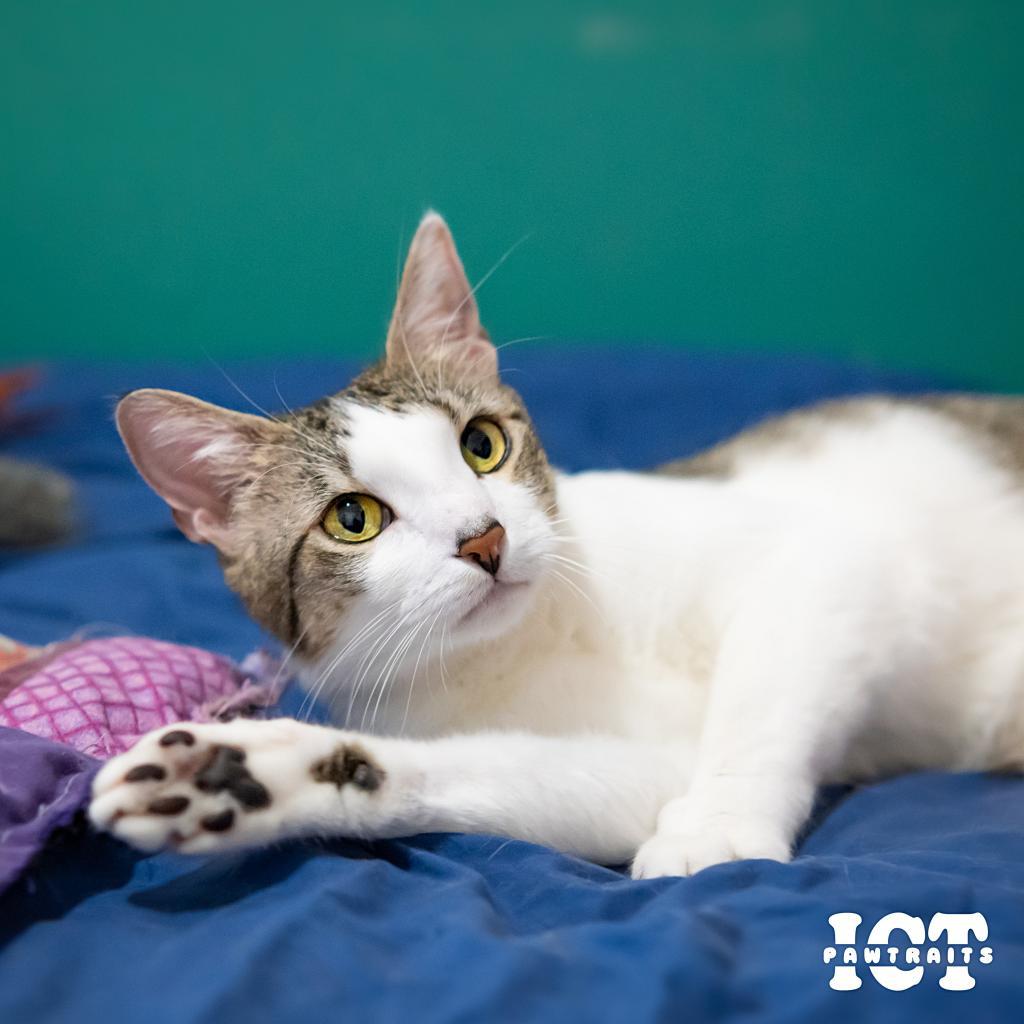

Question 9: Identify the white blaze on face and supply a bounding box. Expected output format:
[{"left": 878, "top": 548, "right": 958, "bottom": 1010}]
[
  {"left": 343, "top": 402, "right": 494, "bottom": 542},
  {"left": 339, "top": 401, "right": 554, "bottom": 642}
]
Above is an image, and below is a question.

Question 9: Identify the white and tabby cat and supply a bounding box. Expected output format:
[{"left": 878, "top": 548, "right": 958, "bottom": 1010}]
[{"left": 89, "top": 213, "right": 1024, "bottom": 877}]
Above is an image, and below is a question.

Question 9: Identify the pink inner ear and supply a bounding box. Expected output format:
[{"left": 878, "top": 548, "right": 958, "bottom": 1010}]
[
  {"left": 117, "top": 391, "right": 254, "bottom": 549},
  {"left": 143, "top": 435, "right": 233, "bottom": 522},
  {"left": 385, "top": 212, "right": 498, "bottom": 376},
  {"left": 171, "top": 506, "right": 232, "bottom": 547}
]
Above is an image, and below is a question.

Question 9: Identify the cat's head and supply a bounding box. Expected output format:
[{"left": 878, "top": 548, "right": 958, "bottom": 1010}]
[{"left": 116, "top": 213, "right": 559, "bottom": 668}]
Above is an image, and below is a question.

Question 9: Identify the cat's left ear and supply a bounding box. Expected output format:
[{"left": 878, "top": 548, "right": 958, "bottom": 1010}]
[
  {"left": 115, "top": 388, "right": 286, "bottom": 552},
  {"left": 385, "top": 212, "right": 497, "bottom": 382}
]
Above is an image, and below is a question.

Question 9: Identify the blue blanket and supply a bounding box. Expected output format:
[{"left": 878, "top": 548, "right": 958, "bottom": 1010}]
[{"left": 2, "top": 351, "right": 1022, "bottom": 1022}]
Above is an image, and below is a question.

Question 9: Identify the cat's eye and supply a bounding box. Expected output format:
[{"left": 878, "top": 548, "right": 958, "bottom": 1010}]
[
  {"left": 460, "top": 417, "right": 509, "bottom": 474},
  {"left": 321, "top": 493, "right": 391, "bottom": 543}
]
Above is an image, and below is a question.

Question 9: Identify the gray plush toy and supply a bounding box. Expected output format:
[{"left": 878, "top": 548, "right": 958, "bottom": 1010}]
[
  {"left": 0, "top": 369, "right": 75, "bottom": 547},
  {"left": 0, "top": 455, "right": 75, "bottom": 546}
]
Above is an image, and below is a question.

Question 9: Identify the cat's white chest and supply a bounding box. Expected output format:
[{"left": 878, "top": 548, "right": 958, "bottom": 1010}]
[{"left": 433, "top": 621, "right": 715, "bottom": 743}]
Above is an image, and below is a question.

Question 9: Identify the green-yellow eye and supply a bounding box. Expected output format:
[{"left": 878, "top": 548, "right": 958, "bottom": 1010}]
[
  {"left": 321, "top": 493, "right": 390, "bottom": 543},
  {"left": 460, "top": 417, "right": 509, "bottom": 474}
]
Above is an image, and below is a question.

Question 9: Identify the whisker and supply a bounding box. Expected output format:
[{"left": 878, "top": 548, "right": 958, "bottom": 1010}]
[
  {"left": 365, "top": 614, "right": 426, "bottom": 733},
  {"left": 442, "top": 231, "right": 532, "bottom": 351},
  {"left": 272, "top": 370, "right": 296, "bottom": 418},
  {"left": 240, "top": 460, "right": 317, "bottom": 491},
  {"left": 336, "top": 604, "right": 409, "bottom": 719},
  {"left": 447, "top": 233, "right": 534, "bottom": 391},
  {"left": 401, "top": 608, "right": 444, "bottom": 735},
  {"left": 393, "top": 311, "right": 430, "bottom": 404},
  {"left": 268, "top": 624, "right": 309, "bottom": 709},
  {"left": 203, "top": 351, "right": 281, "bottom": 422},
  {"left": 543, "top": 551, "right": 603, "bottom": 579},
  {"left": 438, "top": 619, "right": 451, "bottom": 694},
  {"left": 300, "top": 601, "right": 400, "bottom": 723},
  {"left": 345, "top": 605, "right": 418, "bottom": 726},
  {"left": 363, "top": 616, "right": 417, "bottom": 729},
  {"left": 300, "top": 618, "right": 384, "bottom": 723},
  {"left": 200, "top": 350, "right": 343, "bottom": 464},
  {"left": 492, "top": 334, "right": 551, "bottom": 354},
  {"left": 547, "top": 567, "right": 609, "bottom": 626}
]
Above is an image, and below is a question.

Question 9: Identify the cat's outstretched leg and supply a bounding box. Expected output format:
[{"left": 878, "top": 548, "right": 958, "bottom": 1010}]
[
  {"left": 632, "top": 531, "right": 911, "bottom": 878},
  {"left": 89, "top": 719, "right": 690, "bottom": 865}
]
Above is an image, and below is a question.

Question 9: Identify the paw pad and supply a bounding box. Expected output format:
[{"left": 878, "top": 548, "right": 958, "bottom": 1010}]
[
  {"left": 148, "top": 795, "right": 190, "bottom": 815},
  {"left": 159, "top": 730, "right": 196, "bottom": 747},
  {"left": 201, "top": 809, "right": 236, "bottom": 832},
  {"left": 194, "top": 745, "right": 271, "bottom": 809},
  {"left": 311, "top": 745, "right": 383, "bottom": 791}
]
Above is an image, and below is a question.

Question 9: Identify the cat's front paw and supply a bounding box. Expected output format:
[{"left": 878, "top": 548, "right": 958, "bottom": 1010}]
[
  {"left": 88, "top": 719, "right": 384, "bottom": 854},
  {"left": 630, "top": 810, "right": 791, "bottom": 879}
]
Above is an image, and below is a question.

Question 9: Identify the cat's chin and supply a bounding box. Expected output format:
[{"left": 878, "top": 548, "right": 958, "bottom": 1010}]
[{"left": 453, "top": 579, "right": 533, "bottom": 645}]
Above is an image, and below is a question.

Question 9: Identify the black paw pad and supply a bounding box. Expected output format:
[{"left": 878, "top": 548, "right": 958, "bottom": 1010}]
[
  {"left": 232, "top": 777, "right": 271, "bottom": 810},
  {"left": 148, "top": 795, "right": 190, "bottom": 815},
  {"left": 195, "top": 745, "right": 271, "bottom": 811},
  {"left": 125, "top": 764, "right": 166, "bottom": 782},
  {"left": 311, "top": 746, "right": 384, "bottom": 792},
  {"left": 201, "top": 809, "right": 235, "bottom": 832},
  {"left": 159, "top": 730, "right": 196, "bottom": 747},
  {"left": 194, "top": 746, "right": 245, "bottom": 792}
]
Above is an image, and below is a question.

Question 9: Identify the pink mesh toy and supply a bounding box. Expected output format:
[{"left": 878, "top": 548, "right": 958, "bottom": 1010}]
[{"left": 0, "top": 635, "right": 282, "bottom": 760}]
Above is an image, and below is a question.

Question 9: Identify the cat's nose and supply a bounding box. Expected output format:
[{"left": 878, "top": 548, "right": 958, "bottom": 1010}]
[{"left": 457, "top": 522, "right": 505, "bottom": 577}]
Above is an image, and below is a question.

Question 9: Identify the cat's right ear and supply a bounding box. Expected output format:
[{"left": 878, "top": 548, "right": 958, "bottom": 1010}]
[
  {"left": 385, "top": 212, "right": 497, "bottom": 382},
  {"left": 116, "top": 388, "right": 284, "bottom": 550}
]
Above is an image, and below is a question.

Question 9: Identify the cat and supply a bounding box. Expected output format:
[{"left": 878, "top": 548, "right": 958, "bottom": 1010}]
[{"left": 89, "top": 212, "right": 1024, "bottom": 878}]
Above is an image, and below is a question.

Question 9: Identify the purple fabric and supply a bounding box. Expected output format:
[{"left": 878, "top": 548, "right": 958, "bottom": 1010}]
[
  {"left": 0, "top": 727, "right": 97, "bottom": 894},
  {"left": 0, "top": 637, "right": 282, "bottom": 759},
  {"left": 0, "top": 639, "right": 287, "bottom": 897}
]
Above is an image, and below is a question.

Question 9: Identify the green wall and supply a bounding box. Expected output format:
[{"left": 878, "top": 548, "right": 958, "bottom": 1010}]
[{"left": 2, "top": 3, "right": 1021, "bottom": 387}]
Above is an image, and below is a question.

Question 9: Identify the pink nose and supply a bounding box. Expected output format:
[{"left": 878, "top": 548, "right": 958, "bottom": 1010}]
[{"left": 457, "top": 523, "right": 505, "bottom": 577}]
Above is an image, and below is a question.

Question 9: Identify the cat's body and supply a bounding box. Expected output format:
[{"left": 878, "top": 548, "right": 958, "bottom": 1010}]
[
  {"left": 89, "top": 215, "right": 1024, "bottom": 876},
  {"left": 372, "top": 396, "right": 1024, "bottom": 768}
]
